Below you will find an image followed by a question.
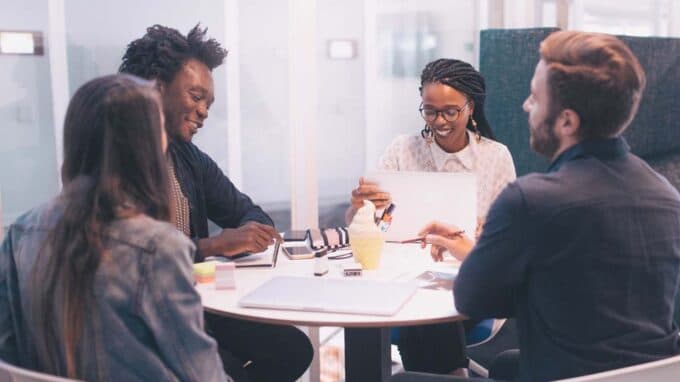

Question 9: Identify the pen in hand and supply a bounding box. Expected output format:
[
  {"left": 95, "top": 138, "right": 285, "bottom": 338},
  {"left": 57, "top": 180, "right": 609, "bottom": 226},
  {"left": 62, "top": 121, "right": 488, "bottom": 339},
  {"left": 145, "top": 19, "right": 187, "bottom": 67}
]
[{"left": 387, "top": 230, "right": 465, "bottom": 244}]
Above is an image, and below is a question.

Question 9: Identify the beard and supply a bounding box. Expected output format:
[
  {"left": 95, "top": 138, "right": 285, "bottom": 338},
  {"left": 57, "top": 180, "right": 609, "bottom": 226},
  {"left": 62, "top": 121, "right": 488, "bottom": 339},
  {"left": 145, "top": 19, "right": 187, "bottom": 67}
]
[{"left": 529, "top": 117, "right": 560, "bottom": 159}]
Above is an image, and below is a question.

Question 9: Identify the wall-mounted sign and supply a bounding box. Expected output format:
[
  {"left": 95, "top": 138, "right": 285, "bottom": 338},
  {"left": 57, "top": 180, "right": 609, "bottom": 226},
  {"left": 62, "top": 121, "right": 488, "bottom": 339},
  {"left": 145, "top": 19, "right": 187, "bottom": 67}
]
[
  {"left": 0, "top": 31, "right": 44, "bottom": 55},
  {"left": 327, "top": 39, "right": 357, "bottom": 60}
]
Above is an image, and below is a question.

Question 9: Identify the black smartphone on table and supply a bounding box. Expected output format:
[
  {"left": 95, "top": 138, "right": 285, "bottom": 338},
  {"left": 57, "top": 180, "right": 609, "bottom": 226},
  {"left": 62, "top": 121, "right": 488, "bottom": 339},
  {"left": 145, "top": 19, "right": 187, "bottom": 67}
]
[
  {"left": 284, "top": 230, "right": 308, "bottom": 242},
  {"left": 282, "top": 245, "right": 315, "bottom": 260}
]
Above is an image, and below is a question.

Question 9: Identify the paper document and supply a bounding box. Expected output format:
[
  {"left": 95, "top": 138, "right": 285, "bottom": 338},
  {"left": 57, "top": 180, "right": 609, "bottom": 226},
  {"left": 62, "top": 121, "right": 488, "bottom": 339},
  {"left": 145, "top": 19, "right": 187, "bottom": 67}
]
[{"left": 368, "top": 171, "right": 477, "bottom": 241}]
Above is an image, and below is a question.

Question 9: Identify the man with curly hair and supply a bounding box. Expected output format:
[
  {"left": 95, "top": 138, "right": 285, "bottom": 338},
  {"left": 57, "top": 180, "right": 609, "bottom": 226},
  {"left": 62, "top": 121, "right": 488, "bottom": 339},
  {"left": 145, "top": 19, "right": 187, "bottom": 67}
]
[{"left": 120, "top": 24, "right": 312, "bottom": 382}]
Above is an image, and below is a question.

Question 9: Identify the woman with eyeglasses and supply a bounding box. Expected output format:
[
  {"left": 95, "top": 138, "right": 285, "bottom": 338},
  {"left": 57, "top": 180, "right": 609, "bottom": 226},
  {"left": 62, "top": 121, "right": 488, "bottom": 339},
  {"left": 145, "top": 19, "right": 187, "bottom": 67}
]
[
  {"left": 348, "top": 58, "right": 516, "bottom": 237},
  {"left": 0, "top": 74, "right": 230, "bottom": 381},
  {"left": 347, "top": 59, "right": 516, "bottom": 376}
]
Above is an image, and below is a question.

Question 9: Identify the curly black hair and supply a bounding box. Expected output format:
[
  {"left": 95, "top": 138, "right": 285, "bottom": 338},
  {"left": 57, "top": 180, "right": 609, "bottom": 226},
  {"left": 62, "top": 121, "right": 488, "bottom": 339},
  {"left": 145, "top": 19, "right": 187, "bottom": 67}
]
[
  {"left": 420, "top": 58, "right": 495, "bottom": 140},
  {"left": 119, "top": 23, "right": 227, "bottom": 84}
]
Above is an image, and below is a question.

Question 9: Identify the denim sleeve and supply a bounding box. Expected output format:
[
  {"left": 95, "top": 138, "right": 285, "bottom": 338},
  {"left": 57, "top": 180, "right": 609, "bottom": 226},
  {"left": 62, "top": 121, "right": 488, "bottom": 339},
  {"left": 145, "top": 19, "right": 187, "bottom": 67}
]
[
  {"left": 199, "top": 148, "right": 274, "bottom": 228},
  {"left": 454, "top": 182, "right": 530, "bottom": 319},
  {"left": 140, "top": 230, "right": 231, "bottom": 382},
  {"left": 0, "top": 227, "right": 17, "bottom": 363}
]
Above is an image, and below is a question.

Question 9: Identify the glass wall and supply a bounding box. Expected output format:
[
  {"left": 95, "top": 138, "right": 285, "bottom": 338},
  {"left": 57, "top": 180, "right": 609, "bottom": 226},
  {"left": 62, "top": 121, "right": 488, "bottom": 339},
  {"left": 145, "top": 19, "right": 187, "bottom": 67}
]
[
  {"left": 0, "top": 0, "right": 59, "bottom": 228},
  {"left": 316, "top": 0, "right": 366, "bottom": 228},
  {"left": 2, "top": 0, "right": 679, "bottom": 235},
  {"left": 366, "top": 0, "right": 477, "bottom": 168},
  {"left": 571, "top": 0, "right": 675, "bottom": 36},
  {"left": 64, "top": 0, "right": 230, "bottom": 170},
  {"left": 238, "top": 0, "right": 292, "bottom": 230}
]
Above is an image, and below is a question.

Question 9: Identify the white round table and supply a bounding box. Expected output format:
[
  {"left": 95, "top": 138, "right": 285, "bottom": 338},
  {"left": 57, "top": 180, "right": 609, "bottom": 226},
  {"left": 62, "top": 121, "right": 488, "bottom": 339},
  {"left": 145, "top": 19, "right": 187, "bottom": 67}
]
[{"left": 198, "top": 243, "right": 466, "bottom": 382}]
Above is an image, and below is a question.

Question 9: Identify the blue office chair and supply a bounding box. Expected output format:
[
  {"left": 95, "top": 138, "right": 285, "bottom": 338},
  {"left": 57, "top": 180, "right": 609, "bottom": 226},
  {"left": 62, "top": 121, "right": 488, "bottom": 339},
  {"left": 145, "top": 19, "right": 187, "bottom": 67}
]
[
  {"left": 390, "top": 319, "right": 501, "bottom": 347},
  {"left": 391, "top": 318, "right": 509, "bottom": 377},
  {"left": 465, "top": 319, "right": 504, "bottom": 377}
]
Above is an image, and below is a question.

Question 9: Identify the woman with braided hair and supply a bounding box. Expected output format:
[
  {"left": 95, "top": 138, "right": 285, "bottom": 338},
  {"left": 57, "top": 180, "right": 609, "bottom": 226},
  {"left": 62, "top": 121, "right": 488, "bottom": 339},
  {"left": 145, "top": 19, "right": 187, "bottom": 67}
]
[
  {"left": 347, "top": 59, "right": 517, "bottom": 375},
  {"left": 348, "top": 58, "right": 516, "bottom": 234}
]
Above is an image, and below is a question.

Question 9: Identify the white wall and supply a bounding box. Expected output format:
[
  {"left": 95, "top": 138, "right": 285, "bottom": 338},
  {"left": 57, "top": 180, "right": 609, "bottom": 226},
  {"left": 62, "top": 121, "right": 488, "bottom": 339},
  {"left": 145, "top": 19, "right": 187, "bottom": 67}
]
[{"left": 0, "top": 0, "right": 59, "bottom": 226}]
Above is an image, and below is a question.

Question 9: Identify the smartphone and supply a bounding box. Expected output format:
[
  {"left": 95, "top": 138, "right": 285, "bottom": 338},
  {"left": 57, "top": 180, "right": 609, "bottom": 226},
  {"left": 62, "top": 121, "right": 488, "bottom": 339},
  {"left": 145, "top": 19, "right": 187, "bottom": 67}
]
[
  {"left": 283, "top": 246, "right": 315, "bottom": 260},
  {"left": 284, "top": 230, "right": 308, "bottom": 242}
]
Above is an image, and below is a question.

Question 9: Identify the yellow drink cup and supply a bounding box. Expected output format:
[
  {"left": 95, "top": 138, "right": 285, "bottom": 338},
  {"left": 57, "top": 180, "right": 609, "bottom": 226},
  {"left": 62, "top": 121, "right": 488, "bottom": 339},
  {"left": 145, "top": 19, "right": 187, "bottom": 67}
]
[{"left": 350, "top": 234, "right": 384, "bottom": 270}]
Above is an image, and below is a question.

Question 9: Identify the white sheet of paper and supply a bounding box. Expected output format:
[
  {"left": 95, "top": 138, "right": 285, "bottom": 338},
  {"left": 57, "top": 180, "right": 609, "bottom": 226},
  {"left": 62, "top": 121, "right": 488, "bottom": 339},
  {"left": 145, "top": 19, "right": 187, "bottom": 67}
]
[{"left": 368, "top": 171, "right": 477, "bottom": 241}]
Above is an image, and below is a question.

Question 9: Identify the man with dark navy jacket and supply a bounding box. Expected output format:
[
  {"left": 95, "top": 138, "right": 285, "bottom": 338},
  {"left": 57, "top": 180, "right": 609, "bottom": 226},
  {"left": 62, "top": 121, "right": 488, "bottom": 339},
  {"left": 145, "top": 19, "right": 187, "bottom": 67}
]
[{"left": 453, "top": 31, "right": 680, "bottom": 381}]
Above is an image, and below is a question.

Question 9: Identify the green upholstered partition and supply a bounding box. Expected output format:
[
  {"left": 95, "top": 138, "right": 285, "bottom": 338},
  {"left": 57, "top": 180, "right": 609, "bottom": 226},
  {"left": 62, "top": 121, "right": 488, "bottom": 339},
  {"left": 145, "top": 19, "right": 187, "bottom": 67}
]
[
  {"left": 479, "top": 28, "right": 558, "bottom": 176},
  {"left": 616, "top": 35, "right": 680, "bottom": 158},
  {"left": 480, "top": 28, "right": 680, "bottom": 190}
]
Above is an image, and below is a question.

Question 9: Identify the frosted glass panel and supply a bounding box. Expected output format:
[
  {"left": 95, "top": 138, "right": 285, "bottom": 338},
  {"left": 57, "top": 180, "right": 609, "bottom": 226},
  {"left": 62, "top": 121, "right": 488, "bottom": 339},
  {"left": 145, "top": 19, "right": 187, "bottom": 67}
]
[
  {"left": 0, "top": 0, "right": 59, "bottom": 227},
  {"left": 64, "top": 0, "right": 230, "bottom": 183},
  {"left": 238, "top": 0, "right": 292, "bottom": 230}
]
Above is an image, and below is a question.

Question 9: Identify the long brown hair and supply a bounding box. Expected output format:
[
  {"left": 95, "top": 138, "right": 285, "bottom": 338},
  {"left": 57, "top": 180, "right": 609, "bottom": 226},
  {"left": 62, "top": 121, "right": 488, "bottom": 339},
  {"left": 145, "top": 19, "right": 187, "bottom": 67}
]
[{"left": 30, "top": 74, "right": 170, "bottom": 378}]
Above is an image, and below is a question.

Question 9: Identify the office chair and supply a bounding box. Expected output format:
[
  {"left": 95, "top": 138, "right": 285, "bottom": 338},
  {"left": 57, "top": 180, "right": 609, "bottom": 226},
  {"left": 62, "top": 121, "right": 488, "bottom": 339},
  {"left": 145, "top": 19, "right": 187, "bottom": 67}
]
[
  {"left": 556, "top": 354, "right": 680, "bottom": 382},
  {"left": 466, "top": 319, "right": 518, "bottom": 378},
  {"left": 0, "top": 359, "right": 81, "bottom": 382}
]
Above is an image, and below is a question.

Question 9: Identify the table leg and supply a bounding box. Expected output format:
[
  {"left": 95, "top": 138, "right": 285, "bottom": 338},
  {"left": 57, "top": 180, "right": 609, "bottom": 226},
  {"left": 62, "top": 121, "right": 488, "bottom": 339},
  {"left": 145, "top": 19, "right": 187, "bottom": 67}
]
[
  {"left": 344, "top": 327, "right": 391, "bottom": 382},
  {"left": 305, "top": 326, "right": 320, "bottom": 382}
]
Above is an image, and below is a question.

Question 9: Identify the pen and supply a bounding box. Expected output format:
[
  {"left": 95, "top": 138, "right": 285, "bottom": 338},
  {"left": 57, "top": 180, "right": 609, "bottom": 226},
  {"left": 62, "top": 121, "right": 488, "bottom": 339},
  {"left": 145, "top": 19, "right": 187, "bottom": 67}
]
[
  {"left": 445, "top": 230, "right": 466, "bottom": 239},
  {"left": 397, "top": 236, "right": 426, "bottom": 244},
  {"left": 378, "top": 203, "right": 396, "bottom": 232},
  {"left": 386, "top": 230, "right": 465, "bottom": 244}
]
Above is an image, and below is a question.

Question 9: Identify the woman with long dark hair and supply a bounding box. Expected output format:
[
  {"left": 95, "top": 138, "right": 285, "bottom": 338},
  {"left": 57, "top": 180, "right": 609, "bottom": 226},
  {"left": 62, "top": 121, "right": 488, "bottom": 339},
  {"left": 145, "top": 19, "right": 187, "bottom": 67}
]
[{"left": 0, "top": 74, "right": 230, "bottom": 381}]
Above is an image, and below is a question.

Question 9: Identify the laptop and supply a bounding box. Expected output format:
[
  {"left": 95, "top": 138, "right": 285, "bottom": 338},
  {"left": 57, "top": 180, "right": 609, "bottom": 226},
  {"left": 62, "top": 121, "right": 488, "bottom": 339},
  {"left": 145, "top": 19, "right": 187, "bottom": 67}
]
[
  {"left": 368, "top": 171, "right": 477, "bottom": 242},
  {"left": 238, "top": 276, "right": 418, "bottom": 316}
]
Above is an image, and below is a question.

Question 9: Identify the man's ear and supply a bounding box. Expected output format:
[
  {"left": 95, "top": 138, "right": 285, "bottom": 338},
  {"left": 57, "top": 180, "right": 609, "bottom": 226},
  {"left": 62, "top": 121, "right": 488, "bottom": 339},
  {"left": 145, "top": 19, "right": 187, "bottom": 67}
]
[{"left": 555, "top": 108, "right": 581, "bottom": 139}]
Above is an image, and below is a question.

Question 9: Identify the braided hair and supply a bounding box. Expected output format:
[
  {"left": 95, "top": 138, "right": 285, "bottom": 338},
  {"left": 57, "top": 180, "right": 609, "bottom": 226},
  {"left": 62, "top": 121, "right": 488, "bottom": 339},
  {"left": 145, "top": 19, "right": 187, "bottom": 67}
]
[
  {"left": 419, "top": 58, "right": 495, "bottom": 140},
  {"left": 119, "top": 24, "right": 227, "bottom": 84}
]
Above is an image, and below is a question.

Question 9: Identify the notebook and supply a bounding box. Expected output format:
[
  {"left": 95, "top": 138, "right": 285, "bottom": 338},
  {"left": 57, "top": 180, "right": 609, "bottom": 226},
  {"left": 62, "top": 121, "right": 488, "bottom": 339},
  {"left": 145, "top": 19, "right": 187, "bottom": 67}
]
[
  {"left": 367, "top": 171, "right": 477, "bottom": 242},
  {"left": 238, "top": 276, "right": 418, "bottom": 316},
  {"left": 207, "top": 242, "right": 280, "bottom": 268}
]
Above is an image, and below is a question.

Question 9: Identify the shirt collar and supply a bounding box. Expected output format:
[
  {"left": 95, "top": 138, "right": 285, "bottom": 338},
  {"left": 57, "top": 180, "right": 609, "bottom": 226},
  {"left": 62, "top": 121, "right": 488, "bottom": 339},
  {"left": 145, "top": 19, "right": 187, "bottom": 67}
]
[
  {"left": 548, "top": 136, "right": 630, "bottom": 172},
  {"left": 430, "top": 130, "right": 476, "bottom": 171}
]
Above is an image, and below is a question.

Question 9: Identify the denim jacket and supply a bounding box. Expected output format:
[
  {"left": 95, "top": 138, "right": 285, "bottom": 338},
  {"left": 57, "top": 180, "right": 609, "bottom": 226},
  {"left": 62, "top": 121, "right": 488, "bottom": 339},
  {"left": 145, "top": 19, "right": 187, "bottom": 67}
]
[{"left": 0, "top": 196, "right": 231, "bottom": 382}]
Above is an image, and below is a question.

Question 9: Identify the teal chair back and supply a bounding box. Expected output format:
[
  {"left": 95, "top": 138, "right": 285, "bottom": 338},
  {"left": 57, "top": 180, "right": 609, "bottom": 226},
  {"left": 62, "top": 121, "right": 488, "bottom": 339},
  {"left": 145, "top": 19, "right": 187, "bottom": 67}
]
[{"left": 479, "top": 28, "right": 680, "bottom": 190}]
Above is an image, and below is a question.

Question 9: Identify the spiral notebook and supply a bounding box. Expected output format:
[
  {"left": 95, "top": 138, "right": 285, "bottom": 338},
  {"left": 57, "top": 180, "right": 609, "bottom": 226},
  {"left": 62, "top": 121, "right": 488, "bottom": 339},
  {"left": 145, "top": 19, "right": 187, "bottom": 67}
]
[{"left": 207, "top": 242, "right": 280, "bottom": 268}]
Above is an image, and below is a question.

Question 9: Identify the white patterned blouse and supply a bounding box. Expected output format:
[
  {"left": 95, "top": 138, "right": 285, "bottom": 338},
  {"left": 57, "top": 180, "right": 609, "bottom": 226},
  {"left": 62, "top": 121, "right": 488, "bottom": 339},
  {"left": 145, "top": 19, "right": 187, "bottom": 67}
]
[{"left": 378, "top": 130, "right": 517, "bottom": 221}]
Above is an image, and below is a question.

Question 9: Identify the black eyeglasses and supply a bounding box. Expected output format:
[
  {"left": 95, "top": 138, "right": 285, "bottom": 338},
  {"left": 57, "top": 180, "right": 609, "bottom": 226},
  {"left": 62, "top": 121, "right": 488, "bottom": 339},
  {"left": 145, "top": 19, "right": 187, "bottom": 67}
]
[{"left": 419, "top": 100, "right": 471, "bottom": 123}]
